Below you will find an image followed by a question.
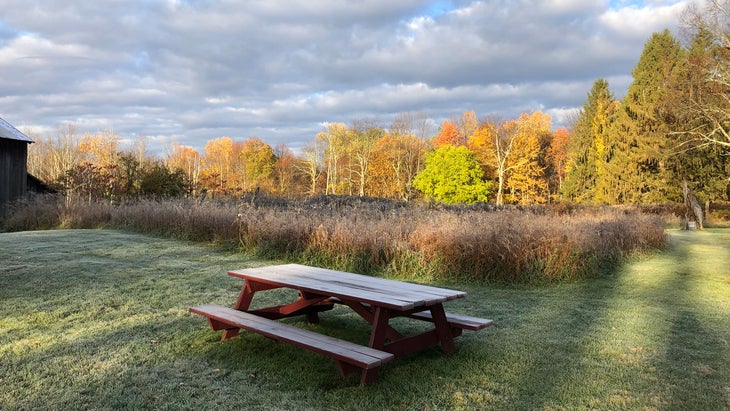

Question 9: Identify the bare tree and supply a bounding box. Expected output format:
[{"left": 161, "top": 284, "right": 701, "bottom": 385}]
[
  {"left": 678, "top": 0, "right": 730, "bottom": 150},
  {"left": 297, "top": 139, "right": 325, "bottom": 196}
]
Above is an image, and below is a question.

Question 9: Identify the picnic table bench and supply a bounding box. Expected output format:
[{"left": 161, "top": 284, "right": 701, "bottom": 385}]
[{"left": 190, "top": 263, "right": 492, "bottom": 385}]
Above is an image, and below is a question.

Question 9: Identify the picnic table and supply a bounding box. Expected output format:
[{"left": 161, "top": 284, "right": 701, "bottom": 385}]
[{"left": 190, "top": 263, "right": 492, "bottom": 385}]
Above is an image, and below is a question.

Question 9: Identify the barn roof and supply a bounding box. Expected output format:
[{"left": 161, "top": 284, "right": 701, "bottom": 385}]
[{"left": 0, "top": 117, "right": 33, "bottom": 143}]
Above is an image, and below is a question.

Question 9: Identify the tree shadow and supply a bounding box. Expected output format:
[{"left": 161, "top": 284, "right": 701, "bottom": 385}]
[{"left": 654, "top": 232, "right": 730, "bottom": 410}]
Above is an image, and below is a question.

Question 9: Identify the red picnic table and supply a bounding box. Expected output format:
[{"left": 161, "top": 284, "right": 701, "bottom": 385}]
[{"left": 190, "top": 263, "right": 492, "bottom": 385}]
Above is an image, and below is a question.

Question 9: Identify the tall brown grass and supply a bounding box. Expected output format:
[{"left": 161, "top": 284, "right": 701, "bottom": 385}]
[{"left": 2, "top": 194, "right": 667, "bottom": 283}]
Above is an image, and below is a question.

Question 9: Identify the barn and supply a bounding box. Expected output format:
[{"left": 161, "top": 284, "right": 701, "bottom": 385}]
[{"left": 0, "top": 117, "right": 34, "bottom": 216}]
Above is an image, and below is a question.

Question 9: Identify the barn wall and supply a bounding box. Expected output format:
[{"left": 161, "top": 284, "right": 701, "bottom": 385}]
[{"left": 0, "top": 139, "right": 28, "bottom": 214}]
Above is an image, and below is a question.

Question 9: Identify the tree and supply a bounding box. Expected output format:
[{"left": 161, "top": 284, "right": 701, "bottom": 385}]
[
  {"left": 468, "top": 118, "right": 523, "bottom": 205},
  {"left": 367, "top": 133, "right": 427, "bottom": 200},
  {"left": 139, "top": 162, "right": 190, "bottom": 199},
  {"left": 616, "top": 29, "right": 682, "bottom": 203},
  {"left": 239, "top": 137, "right": 275, "bottom": 192},
  {"left": 667, "top": 10, "right": 730, "bottom": 201},
  {"left": 455, "top": 111, "right": 479, "bottom": 145},
  {"left": 506, "top": 111, "right": 551, "bottom": 204},
  {"left": 297, "top": 139, "right": 325, "bottom": 196},
  {"left": 545, "top": 128, "right": 570, "bottom": 200},
  {"left": 27, "top": 123, "right": 84, "bottom": 186},
  {"left": 433, "top": 120, "right": 460, "bottom": 148},
  {"left": 167, "top": 143, "right": 202, "bottom": 194},
  {"left": 413, "top": 145, "right": 490, "bottom": 204},
  {"left": 78, "top": 129, "right": 120, "bottom": 167},
  {"left": 318, "top": 123, "right": 349, "bottom": 195},
  {"left": 272, "top": 143, "right": 299, "bottom": 196},
  {"left": 676, "top": 1, "right": 730, "bottom": 150},
  {"left": 561, "top": 79, "right": 616, "bottom": 203},
  {"left": 590, "top": 98, "right": 621, "bottom": 204},
  {"left": 349, "top": 119, "right": 383, "bottom": 197},
  {"left": 200, "top": 137, "right": 235, "bottom": 196}
]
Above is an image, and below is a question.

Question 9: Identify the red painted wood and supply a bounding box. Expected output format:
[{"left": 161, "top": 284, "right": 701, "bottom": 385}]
[
  {"left": 429, "top": 304, "right": 456, "bottom": 356},
  {"left": 229, "top": 264, "right": 466, "bottom": 310},
  {"left": 190, "top": 304, "right": 394, "bottom": 370},
  {"left": 194, "top": 264, "right": 492, "bottom": 384}
]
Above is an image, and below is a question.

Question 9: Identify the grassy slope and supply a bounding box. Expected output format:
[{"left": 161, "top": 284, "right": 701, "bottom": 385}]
[{"left": 0, "top": 229, "right": 728, "bottom": 410}]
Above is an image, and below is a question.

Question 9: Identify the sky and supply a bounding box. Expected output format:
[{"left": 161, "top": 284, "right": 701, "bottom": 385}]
[{"left": 0, "top": 0, "right": 697, "bottom": 157}]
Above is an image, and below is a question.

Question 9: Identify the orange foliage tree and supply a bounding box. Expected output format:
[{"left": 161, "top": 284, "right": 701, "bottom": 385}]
[
  {"left": 433, "top": 120, "right": 460, "bottom": 148},
  {"left": 367, "top": 133, "right": 427, "bottom": 200},
  {"left": 546, "top": 127, "right": 570, "bottom": 200},
  {"left": 272, "top": 143, "right": 299, "bottom": 196}
]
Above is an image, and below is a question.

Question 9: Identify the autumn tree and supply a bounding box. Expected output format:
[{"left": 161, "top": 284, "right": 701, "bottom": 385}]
[
  {"left": 26, "top": 123, "right": 84, "bottom": 186},
  {"left": 676, "top": 1, "right": 730, "bottom": 150},
  {"left": 349, "top": 119, "right": 383, "bottom": 197},
  {"left": 433, "top": 120, "right": 460, "bottom": 148},
  {"left": 318, "top": 123, "right": 349, "bottom": 195},
  {"left": 272, "top": 143, "right": 299, "bottom": 196},
  {"left": 200, "top": 136, "right": 235, "bottom": 196},
  {"left": 506, "top": 111, "right": 550, "bottom": 204},
  {"left": 297, "top": 139, "right": 325, "bottom": 196},
  {"left": 455, "top": 111, "right": 479, "bottom": 145},
  {"left": 383, "top": 113, "right": 429, "bottom": 200},
  {"left": 78, "top": 129, "right": 120, "bottom": 167},
  {"left": 468, "top": 118, "right": 521, "bottom": 205},
  {"left": 366, "top": 133, "right": 426, "bottom": 200},
  {"left": 167, "top": 143, "right": 202, "bottom": 193},
  {"left": 545, "top": 128, "right": 570, "bottom": 200},
  {"left": 239, "top": 137, "right": 275, "bottom": 192},
  {"left": 413, "top": 145, "right": 490, "bottom": 204},
  {"left": 591, "top": 99, "right": 622, "bottom": 204}
]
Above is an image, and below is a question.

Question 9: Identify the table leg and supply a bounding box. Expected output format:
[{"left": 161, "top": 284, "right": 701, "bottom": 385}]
[
  {"left": 368, "top": 306, "right": 391, "bottom": 350},
  {"left": 429, "top": 304, "right": 456, "bottom": 355},
  {"left": 233, "top": 280, "right": 257, "bottom": 311}
]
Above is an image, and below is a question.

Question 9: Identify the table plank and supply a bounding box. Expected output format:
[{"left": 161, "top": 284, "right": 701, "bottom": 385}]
[{"left": 229, "top": 264, "right": 466, "bottom": 311}]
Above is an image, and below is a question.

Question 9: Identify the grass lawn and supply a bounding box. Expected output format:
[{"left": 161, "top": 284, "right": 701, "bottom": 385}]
[{"left": 1, "top": 229, "right": 728, "bottom": 410}]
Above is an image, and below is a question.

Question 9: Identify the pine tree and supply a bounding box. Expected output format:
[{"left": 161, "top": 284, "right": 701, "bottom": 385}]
[
  {"left": 615, "top": 30, "right": 682, "bottom": 203},
  {"left": 561, "top": 79, "right": 615, "bottom": 203}
]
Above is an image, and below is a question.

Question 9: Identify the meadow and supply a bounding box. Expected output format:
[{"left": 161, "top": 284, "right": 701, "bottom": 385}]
[
  {"left": 2, "top": 194, "right": 668, "bottom": 283},
  {"left": 0, "top": 228, "right": 728, "bottom": 410}
]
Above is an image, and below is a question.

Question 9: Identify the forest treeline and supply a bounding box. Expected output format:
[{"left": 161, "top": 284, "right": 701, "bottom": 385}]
[{"left": 25, "top": 4, "right": 730, "bottom": 206}]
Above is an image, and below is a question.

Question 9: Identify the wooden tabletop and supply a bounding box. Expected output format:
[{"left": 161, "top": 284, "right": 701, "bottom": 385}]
[{"left": 228, "top": 263, "right": 466, "bottom": 311}]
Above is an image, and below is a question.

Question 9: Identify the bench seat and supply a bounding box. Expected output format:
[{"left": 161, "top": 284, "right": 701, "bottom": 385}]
[
  {"left": 329, "top": 297, "right": 492, "bottom": 331},
  {"left": 190, "top": 304, "right": 394, "bottom": 385},
  {"left": 408, "top": 310, "right": 493, "bottom": 331}
]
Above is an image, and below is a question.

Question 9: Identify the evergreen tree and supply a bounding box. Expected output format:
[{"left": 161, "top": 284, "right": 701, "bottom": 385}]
[
  {"left": 615, "top": 30, "right": 682, "bottom": 203},
  {"left": 591, "top": 99, "right": 621, "bottom": 204},
  {"left": 561, "top": 79, "right": 615, "bottom": 203}
]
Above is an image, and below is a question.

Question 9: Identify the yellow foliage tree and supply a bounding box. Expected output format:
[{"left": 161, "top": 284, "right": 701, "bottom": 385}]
[
  {"left": 506, "top": 111, "right": 550, "bottom": 204},
  {"left": 167, "top": 143, "right": 201, "bottom": 192},
  {"left": 200, "top": 136, "right": 235, "bottom": 196}
]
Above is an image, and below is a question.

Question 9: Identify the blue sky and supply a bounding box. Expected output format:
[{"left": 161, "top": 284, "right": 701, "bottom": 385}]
[{"left": 0, "top": 0, "right": 696, "bottom": 156}]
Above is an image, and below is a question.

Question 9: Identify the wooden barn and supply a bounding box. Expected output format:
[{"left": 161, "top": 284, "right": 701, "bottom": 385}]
[{"left": 0, "top": 117, "right": 34, "bottom": 216}]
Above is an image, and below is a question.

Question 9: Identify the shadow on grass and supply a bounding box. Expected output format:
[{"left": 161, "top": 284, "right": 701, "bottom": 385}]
[
  {"left": 4, "top": 229, "right": 729, "bottom": 410},
  {"left": 655, "top": 232, "right": 730, "bottom": 410}
]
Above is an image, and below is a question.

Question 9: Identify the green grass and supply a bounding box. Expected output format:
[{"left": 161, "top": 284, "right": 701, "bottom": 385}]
[{"left": 1, "top": 229, "right": 728, "bottom": 410}]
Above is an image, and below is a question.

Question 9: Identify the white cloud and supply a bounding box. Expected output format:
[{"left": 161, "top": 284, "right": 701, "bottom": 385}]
[{"left": 0, "top": 0, "right": 694, "bottom": 156}]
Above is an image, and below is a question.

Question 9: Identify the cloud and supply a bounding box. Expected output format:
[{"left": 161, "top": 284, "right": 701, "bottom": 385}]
[{"left": 0, "top": 0, "right": 692, "bottom": 156}]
